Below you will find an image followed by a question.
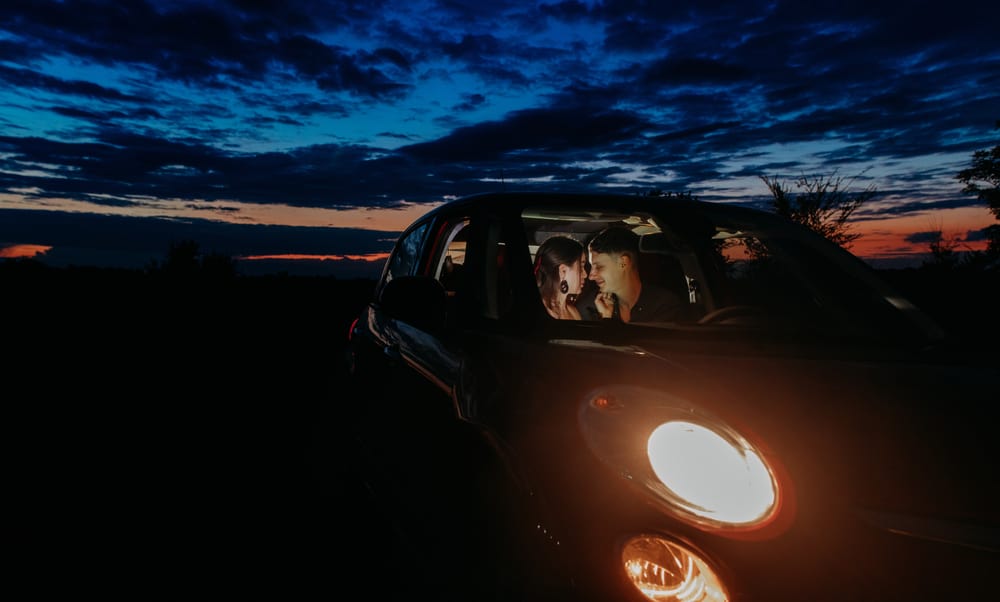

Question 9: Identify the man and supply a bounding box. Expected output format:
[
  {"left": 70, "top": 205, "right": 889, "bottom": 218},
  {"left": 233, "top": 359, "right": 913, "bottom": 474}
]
[{"left": 582, "top": 226, "right": 684, "bottom": 323}]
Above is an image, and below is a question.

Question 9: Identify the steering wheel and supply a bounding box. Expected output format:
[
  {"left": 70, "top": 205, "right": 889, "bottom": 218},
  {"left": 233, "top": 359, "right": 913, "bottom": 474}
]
[{"left": 697, "top": 305, "right": 762, "bottom": 325}]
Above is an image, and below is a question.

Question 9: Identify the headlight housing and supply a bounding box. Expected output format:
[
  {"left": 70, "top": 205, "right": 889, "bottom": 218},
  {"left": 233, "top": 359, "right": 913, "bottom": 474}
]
[
  {"left": 620, "top": 534, "right": 730, "bottom": 602},
  {"left": 579, "top": 384, "right": 786, "bottom": 535}
]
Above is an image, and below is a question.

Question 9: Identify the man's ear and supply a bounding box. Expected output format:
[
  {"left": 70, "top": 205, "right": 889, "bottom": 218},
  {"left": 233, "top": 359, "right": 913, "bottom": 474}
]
[{"left": 619, "top": 254, "right": 631, "bottom": 270}]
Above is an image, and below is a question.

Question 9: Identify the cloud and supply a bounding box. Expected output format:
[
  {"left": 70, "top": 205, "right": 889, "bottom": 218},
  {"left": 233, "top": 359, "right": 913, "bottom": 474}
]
[
  {"left": 401, "top": 105, "right": 648, "bottom": 161},
  {"left": 0, "top": 0, "right": 998, "bottom": 276},
  {"left": 0, "top": 64, "right": 146, "bottom": 102}
]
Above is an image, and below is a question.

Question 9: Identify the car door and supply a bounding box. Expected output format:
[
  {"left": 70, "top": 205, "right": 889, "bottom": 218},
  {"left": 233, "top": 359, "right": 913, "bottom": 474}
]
[
  {"left": 352, "top": 207, "right": 488, "bottom": 572},
  {"left": 390, "top": 212, "right": 471, "bottom": 402},
  {"left": 348, "top": 216, "right": 431, "bottom": 388},
  {"left": 353, "top": 208, "right": 476, "bottom": 419}
]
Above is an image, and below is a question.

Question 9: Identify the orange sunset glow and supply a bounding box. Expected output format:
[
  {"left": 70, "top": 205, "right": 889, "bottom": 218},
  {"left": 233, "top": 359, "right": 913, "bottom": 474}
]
[
  {"left": 0, "top": 244, "right": 52, "bottom": 259},
  {"left": 852, "top": 205, "right": 993, "bottom": 263},
  {"left": 241, "top": 253, "right": 391, "bottom": 262}
]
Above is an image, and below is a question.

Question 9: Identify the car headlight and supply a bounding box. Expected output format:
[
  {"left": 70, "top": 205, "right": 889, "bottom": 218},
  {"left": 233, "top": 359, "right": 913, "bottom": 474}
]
[
  {"left": 579, "top": 384, "right": 784, "bottom": 534},
  {"left": 620, "top": 534, "right": 730, "bottom": 602}
]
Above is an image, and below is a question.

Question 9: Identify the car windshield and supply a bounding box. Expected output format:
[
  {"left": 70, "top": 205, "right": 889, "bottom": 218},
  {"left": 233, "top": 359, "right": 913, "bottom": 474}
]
[{"left": 523, "top": 203, "right": 943, "bottom": 347}]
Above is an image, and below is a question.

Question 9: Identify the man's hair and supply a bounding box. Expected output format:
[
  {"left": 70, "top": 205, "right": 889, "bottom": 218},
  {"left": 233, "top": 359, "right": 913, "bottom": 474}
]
[{"left": 588, "top": 226, "right": 639, "bottom": 262}]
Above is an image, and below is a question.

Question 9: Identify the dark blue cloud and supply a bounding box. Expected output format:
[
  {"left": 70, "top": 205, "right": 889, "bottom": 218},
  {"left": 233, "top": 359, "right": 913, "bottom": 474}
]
[
  {"left": 0, "top": 64, "right": 147, "bottom": 103},
  {"left": 0, "top": 0, "right": 998, "bottom": 275},
  {"left": 401, "top": 105, "right": 648, "bottom": 161},
  {"left": 0, "top": 0, "right": 407, "bottom": 96}
]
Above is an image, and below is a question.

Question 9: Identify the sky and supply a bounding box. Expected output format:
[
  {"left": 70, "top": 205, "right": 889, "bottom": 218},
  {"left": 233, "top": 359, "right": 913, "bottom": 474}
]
[{"left": 1, "top": 0, "right": 998, "bottom": 279}]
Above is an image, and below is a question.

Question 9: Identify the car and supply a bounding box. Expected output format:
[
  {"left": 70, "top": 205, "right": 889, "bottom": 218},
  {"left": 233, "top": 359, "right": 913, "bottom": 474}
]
[{"left": 344, "top": 191, "right": 998, "bottom": 601}]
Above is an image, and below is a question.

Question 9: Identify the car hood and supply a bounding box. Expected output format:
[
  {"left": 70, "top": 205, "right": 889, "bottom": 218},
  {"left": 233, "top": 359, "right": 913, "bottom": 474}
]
[{"left": 561, "top": 336, "right": 1000, "bottom": 550}]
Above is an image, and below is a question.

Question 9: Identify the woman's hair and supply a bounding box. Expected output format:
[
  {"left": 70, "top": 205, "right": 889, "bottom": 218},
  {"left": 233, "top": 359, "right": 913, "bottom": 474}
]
[{"left": 534, "top": 235, "right": 584, "bottom": 303}]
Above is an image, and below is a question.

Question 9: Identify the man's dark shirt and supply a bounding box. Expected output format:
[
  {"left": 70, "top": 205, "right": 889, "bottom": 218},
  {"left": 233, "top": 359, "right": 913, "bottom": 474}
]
[
  {"left": 577, "top": 282, "right": 685, "bottom": 322},
  {"left": 627, "top": 283, "right": 684, "bottom": 323}
]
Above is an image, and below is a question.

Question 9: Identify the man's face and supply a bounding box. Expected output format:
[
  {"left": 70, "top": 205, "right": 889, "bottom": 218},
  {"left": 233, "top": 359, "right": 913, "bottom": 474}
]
[{"left": 588, "top": 250, "right": 625, "bottom": 294}]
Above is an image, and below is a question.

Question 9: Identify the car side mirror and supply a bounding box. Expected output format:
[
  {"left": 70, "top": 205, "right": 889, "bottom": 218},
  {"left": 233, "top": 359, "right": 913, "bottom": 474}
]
[{"left": 379, "top": 275, "right": 447, "bottom": 333}]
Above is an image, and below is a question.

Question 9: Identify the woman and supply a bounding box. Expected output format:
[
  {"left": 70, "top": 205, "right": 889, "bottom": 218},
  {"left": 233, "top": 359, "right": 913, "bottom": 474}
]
[{"left": 534, "top": 235, "right": 588, "bottom": 320}]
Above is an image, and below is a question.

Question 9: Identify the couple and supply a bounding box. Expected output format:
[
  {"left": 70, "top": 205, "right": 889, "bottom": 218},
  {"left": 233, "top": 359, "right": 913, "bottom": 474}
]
[{"left": 534, "top": 227, "right": 683, "bottom": 323}]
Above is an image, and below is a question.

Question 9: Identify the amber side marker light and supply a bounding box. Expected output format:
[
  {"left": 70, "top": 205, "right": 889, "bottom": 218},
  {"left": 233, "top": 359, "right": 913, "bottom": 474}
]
[{"left": 621, "top": 534, "right": 729, "bottom": 602}]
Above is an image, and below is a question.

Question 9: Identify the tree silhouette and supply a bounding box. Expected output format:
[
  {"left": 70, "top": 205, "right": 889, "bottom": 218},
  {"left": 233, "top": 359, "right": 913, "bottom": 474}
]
[
  {"left": 201, "top": 251, "right": 238, "bottom": 280},
  {"left": 150, "top": 239, "right": 237, "bottom": 280},
  {"left": 164, "top": 239, "right": 201, "bottom": 275},
  {"left": 759, "top": 172, "right": 876, "bottom": 250},
  {"left": 644, "top": 188, "right": 699, "bottom": 200},
  {"left": 956, "top": 120, "right": 1000, "bottom": 259},
  {"left": 925, "top": 233, "right": 962, "bottom": 271}
]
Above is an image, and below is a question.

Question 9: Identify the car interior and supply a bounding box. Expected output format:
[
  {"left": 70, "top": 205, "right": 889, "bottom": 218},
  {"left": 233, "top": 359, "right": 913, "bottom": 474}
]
[{"left": 522, "top": 207, "right": 707, "bottom": 322}]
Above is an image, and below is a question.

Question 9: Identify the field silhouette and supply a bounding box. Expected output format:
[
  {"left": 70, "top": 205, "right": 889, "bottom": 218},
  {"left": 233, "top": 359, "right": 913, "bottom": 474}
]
[
  {"left": 2, "top": 257, "right": 995, "bottom": 594},
  {"left": 3, "top": 260, "right": 379, "bottom": 595}
]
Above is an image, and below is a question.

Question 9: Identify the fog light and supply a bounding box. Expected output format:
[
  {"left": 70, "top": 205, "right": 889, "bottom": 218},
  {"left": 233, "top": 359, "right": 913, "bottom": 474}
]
[{"left": 621, "top": 534, "right": 729, "bottom": 602}]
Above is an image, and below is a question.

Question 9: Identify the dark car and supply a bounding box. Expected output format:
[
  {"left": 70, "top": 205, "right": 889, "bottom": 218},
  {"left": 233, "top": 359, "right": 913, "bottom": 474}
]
[{"left": 344, "top": 191, "right": 998, "bottom": 601}]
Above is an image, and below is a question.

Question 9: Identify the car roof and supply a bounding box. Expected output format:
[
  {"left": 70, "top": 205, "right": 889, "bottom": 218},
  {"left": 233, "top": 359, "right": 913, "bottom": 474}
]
[
  {"left": 430, "top": 190, "right": 765, "bottom": 214},
  {"left": 446, "top": 190, "right": 706, "bottom": 208},
  {"left": 417, "top": 190, "right": 781, "bottom": 234}
]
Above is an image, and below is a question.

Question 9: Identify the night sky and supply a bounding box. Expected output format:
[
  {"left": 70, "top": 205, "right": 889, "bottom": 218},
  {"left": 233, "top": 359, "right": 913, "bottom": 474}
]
[{"left": 1, "top": 0, "right": 998, "bottom": 278}]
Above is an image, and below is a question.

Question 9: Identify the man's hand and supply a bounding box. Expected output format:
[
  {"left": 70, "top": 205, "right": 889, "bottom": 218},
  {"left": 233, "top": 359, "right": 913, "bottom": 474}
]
[{"left": 595, "top": 292, "right": 615, "bottom": 318}]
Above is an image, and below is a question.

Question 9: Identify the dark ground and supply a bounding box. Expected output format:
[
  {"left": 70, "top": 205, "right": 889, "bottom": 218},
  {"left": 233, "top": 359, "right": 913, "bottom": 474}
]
[
  {"left": 2, "top": 263, "right": 380, "bottom": 596},
  {"left": 2, "top": 260, "right": 996, "bottom": 596}
]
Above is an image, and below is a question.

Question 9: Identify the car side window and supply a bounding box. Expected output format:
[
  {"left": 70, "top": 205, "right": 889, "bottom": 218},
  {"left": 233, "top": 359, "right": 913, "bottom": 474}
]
[
  {"left": 431, "top": 218, "right": 470, "bottom": 295},
  {"left": 384, "top": 221, "right": 430, "bottom": 286}
]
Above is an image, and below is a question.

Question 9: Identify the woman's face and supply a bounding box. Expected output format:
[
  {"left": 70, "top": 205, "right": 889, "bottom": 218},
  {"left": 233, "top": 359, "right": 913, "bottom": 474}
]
[{"left": 563, "top": 252, "right": 587, "bottom": 295}]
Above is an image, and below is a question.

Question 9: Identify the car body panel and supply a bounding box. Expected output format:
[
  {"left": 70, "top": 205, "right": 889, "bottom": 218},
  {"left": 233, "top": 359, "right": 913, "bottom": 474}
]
[{"left": 345, "top": 192, "right": 997, "bottom": 601}]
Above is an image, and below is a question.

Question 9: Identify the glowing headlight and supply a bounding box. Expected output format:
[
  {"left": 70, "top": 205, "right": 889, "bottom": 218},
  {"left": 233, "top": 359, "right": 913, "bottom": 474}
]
[
  {"left": 648, "top": 421, "right": 774, "bottom": 525},
  {"left": 621, "top": 534, "right": 729, "bottom": 602},
  {"left": 579, "top": 385, "right": 782, "bottom": 533}
]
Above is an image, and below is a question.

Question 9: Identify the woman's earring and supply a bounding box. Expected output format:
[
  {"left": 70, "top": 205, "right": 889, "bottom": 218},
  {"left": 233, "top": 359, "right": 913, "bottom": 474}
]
[{"left": 560, "top": 280, "right": 569, "bottom": 294}]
